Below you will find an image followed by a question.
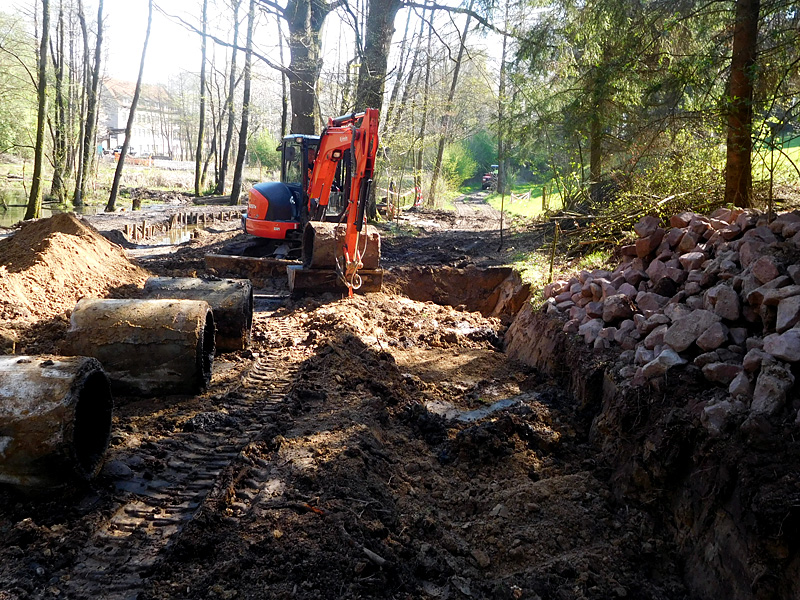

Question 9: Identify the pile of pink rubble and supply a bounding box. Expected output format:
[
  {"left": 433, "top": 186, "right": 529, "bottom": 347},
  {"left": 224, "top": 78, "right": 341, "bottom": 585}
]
[{"left": 542, "top": 207, "right": 800, "bottom": 434}]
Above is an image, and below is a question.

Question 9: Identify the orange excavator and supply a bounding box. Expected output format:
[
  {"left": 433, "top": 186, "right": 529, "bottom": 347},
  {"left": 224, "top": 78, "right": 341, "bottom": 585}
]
[{"left": 244, "top": 109, "right": 381, "bottom": 295}]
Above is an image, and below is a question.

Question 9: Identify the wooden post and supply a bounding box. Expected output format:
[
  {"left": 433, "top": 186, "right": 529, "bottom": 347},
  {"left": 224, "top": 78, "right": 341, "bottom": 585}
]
[{"left": 542, "top": 186, "right": 547, "bottom": 211}]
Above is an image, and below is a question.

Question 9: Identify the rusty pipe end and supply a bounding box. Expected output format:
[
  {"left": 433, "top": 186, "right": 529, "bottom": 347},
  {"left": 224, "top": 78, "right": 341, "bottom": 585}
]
[{"left": 71, "top": 363, "right": 114, "bottom": 481}]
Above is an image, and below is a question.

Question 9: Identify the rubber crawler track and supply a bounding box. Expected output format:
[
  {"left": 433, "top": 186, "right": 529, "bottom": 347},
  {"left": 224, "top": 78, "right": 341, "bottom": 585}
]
[{"left": 56, "top": 311, "right": 301, "bottom": 600}]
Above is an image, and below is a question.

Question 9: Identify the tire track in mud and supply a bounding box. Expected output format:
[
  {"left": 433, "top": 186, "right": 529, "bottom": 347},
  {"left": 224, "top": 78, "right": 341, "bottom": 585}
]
[
  {"left": 56, "top": 313, "right": 301, "bottom": 600},
  {"left": 453, "top": 192, "right": 502, "bottom": 230}
]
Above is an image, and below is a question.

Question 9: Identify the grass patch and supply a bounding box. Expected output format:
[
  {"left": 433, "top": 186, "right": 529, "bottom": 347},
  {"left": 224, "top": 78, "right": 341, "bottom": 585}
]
[{"left": 488, "top": 182, "right": 563, "bottom": 219}]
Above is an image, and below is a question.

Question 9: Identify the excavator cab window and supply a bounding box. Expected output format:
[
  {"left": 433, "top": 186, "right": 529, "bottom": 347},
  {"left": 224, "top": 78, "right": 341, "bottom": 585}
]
[{"left": 282, "top": 141, "right": 303, "bottom": 187}]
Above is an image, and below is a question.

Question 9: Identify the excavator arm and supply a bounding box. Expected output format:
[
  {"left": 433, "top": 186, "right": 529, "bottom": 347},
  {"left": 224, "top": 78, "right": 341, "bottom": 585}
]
[{"left": 305, "top": 109, "right": 379, "bottom": 292}]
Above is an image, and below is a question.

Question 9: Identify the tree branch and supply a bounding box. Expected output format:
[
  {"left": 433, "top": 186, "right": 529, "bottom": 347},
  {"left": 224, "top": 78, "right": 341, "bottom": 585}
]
[{"left": 403, "top": 1, "right": 508, "bottom": 36}]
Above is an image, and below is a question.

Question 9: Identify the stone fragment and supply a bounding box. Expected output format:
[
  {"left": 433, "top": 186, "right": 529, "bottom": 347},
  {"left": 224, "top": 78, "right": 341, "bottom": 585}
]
[
  {"left": 636, "top": 229, "right": 665, "bottom": 258},
  {"left": 663, "top": 309, "right": 721, "bottom": 352},
  {"left": 702, "top": 400, "right": 746, "bottom": 436},
  {"left": 102, "top": 460, "right": 133, "bottom": 479},
  {"left": 719, "top": 225, "right": 741, "bottom": 240},
  {"left": 586, "top": 301, "right": 604, "bottom": 319},
  {"left": 678, "top": 231, "right": 700, "bottom": 253},
  {"left": 768, "top": 211, "right": 800, "bottom": 234},
  {"left": 751, "top": 360, "right": 795, "bottom": 416},
  {"left": 621, "top": 244, "right": 638, "bottom": 256},
  {"left": 702, "top": 362, "right": 743, "bottom": 385},
  {"left": 693, "top": 352, "right": 720, "bottom": 368},
  {"left": 739, "top": 241, "right": 766, "bottom": 267},
  {"left": 635, "top": 292, "right": 669, "bottom": 313},
  {"left": 788, "top": 264, "right": 800, "bottom": 285},
  {"left": 709, "top": 285, "right": 740, "bottom": 321},
  {"left": 782, "top": 221, "right": 800, "bottom": 239},
  {"left": 544, "top": 280, "right": 570, "bottom": 298},
  {"left": 635, "top": 346, "right": 654, "bottom": 365},
  {"left": 679, "top": 251, "right": 706, "bottom": 271},
  {"left": 729, "top": 327, "right": 748, "bottom": 345},
  {"left": 624, "top": 269, "right": 647, "bottom": 287},
  {"left": 684, "top": 282, "right": 702, "bottom": 296},
  {"left": 735, "top": 210, "right": 758, "bottom": 231},
  {"left": 651, "top": 277, "right": 678, "bottom": 298},
  {"left": 634, "top": 215, "right": 661, "bottom": 238},
  {"left": 745, "top": 276, "right": 791, "bottom": 306},
  {"left": 696, "top": 322, "right": 729, "bottom": 351},
  {"left": 776, "top": 296, "right": 800, "bottom": 333},
  {"left": 619, "top": 365, "right": 637, "bottom": 379},
  {"left": 556, "top": 300, "right": 574, "bottom": 310},
  {"left": 750, "top": 255, "right": 780, "bottom": 284},
  {"left": 644, "top": 324, "right": 668, "bottom": 350},
  {"left": 563, "top": 320, "right": 579, "bottom": 334},
  {"left": 763, "top": 330, "right": 800, "bottom": 362},
  {"left": 569, "top": 306, "right": 587, "bottom": 321},
  {"left": 665, "top": 228, "right": 684, "bottom": 248},
  {"left": 760, "top": 285, "right": 800, "bottom": 306},
  {"left": 641, "top": 348, "right": 687, "bottom": 379},
  {"left": 646, "top": 259, "right": 667, "bottom": 283},
  {"left": 670, "top": 212, "right": 694, "bottom": 228},
  {"left": 617, "top": 282, "right": 638, "bottom": 298},
  {"left": 554, "top": 291, "right": 573, "bottom": 303},
  {"left": 578, "top": 318, "right": 604, "bottom": 345},
  {"left": 742, "top": 225, "right": 777, "bottom": 244},
  {"left": 729, "top": 371, "right": 753, "bottom": 399}
]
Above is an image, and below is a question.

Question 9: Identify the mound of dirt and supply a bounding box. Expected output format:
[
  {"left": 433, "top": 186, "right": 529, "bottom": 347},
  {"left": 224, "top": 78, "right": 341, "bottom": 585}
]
[{"left": 0, "top": 213, "right": 149, "bottom": 322}]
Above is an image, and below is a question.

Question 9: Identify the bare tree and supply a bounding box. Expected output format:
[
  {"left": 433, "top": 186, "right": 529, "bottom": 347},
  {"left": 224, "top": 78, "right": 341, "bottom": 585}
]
[
  {"left": 229, "top": 0, "right": 255, "bottom": 204},
  {"left": 428, "top": 0, "right": 474, "bottom": 206},
  {"left": 49, "top": 1, "right": 68, "bottom": 202},
  {"left": 26, "top": 0, "right": 50, "bottom": 220},
  {"left": 106, "top": 0, "right": 153, "bottom": 212},
  {"left": 194, "top": 0, "right": 209, "bottom": 196},
  {"left": 73, "top": 0, "right": 103, "bottom": 208},
  {"left": 216, "top": 0, "right": 241, "bottom": 194}
]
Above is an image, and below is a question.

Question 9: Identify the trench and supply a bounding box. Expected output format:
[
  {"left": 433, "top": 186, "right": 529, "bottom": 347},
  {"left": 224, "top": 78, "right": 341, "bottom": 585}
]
[{"left": 386, "top": 265, "right": 794, "bottom": 599}]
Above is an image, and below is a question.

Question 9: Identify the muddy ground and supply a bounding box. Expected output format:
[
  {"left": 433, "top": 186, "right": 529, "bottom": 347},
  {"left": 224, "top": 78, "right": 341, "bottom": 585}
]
[{"left": 0, "top": 193, "right": 723, "bottom": 599}]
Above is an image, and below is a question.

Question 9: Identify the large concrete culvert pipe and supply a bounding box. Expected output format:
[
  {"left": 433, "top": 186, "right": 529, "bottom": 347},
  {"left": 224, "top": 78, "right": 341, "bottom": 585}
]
[
  {"left": 65, "top": 299, "right": 215, "bottom": 396},
  {"left": 0, "top": 356, "right": 113, "bottom": 489},
  {"left": 143, "top": 277, "right": 253, "bottom": 351}
]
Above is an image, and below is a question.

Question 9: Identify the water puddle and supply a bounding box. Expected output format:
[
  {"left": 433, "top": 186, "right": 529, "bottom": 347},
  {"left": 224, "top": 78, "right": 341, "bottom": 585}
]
[
  {"left": 0, "top": 203, "right": 100, "bottom": 228},
  {"left": 425, "top": 393, "right": 534, "bottom": 423}
]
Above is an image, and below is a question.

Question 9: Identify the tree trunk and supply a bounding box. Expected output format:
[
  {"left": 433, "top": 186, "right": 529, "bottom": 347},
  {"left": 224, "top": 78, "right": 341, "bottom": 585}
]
[
  {"left": 50, "top": 2, "right": 68, "bottom": 203},
  {"left": 73, "top": 0, "right": 103, "bottom": 208},
  {"left": 284, "top": 0, "right": 327, "bottom": 134},
  {"left": 496, "top": 0, "right": 509, "bottom": 195},
  {"left": 414, "top": 8, "right": 433, "bottom": 204},
  {"left": 194, "top": 0, "right": 209, "bottom": 197},
  {"left": 724, "top": 0, "right": 760, "bottom": 208},
  {"left": 354, "top": 0, "right": 403, "bottom": 112},
  {"left": 26, "top": 0, "right": 50, "bottom": 221},
  {"left": 381, "top": 8, "right": 412, "bottom": 136},
  {"left": 216, "top": 0, "right": 240, "bottom": 194},
  {"left": 428, "top": 2, "right": 473, "bottom": 207},
  {"left": 229, "top": 0, "right": 255, "bottom": 205},
  {"left": 106, "top": 0, "right": 153, "bottom": 212},
  {"left": 388, "top": 11, "right": 426, "bottom": 138},
  {"left": 278, "top": 18, "right": 288, "bottom": 138}
]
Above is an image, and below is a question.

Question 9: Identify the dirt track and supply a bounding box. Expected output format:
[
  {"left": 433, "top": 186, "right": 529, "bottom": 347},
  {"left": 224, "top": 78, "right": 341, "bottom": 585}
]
[{"left": 0, "top": 196, "right": 767, "bottom": 599}]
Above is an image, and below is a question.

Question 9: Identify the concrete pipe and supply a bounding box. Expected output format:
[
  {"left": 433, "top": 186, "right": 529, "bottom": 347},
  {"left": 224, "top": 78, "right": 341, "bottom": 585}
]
[
  {"left": 0, "top": 356, "right": 113, "bottom": 489},
  {"left": 302, "top": 222, "right": 381, "bottom": 270},
  {"left": 65, "top": 298, "right": 215, "bottom": 396},
  {"left": 143, "top": 277, "right": 253, "bottom": 351}
]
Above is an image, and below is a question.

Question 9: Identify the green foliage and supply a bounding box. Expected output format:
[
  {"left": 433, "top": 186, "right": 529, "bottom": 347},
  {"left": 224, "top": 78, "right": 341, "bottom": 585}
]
[
  {"left": 466, "top": 130, "right": 497, "bottom": 174},
  {"left": 0, "top": 11, "right": 36, "bottom": 156},
  {"left": 248, "top": 131, "right": 281, "bottom": 171},
  {"left": 441, "top": 141, "right": 477, "bottom": 187}
]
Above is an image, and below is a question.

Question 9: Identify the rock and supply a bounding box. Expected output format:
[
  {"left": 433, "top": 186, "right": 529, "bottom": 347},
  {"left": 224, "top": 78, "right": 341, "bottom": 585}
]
[
  {"left": 619, "top": 365, "right": 637, "bottom": 378},
  {"left": 102, "top": 460, "right": 133, "bottom": 479},
  {"left": 751, "top": 361, "right": 795, "bottom": 416},
  {"left": 635, "top": 292, "right": 669, "bottom": 313},
  {"left": 635, "top": 346, "right": 654, "bottom": 365},
  {"left": 643, "top": 324, "right": 668, "bottom": 350},
  {"left": 665, "top": 228, "right": 684, "bottom": 248},
  {"left": 471, "top": 549, "right": 491, "bottom": 568},
  {"left": 760, "top": 285, "right": 800, "bottom": 306},
  {"left": 729, "top": 371, "right": 753, "bottom": 399},
  {"left": 712, "top": 285, "right": 740, "bottom": 321},
  {"left": 750, "top": 255, "right": 781, "bottom": 284},
  {"left": 788, "top": 264, "right": 800, "bottom": 285},
  {"left": 702, "top": 362, "right": 743, "bottom": 385},
  {"left": 686, "top": 296, "right": 704, "bottom": 310},
  {"left": 696, "top": 322, "right": 729, "bottom": 351},
  {"left": 678, "top": 231, "right": 700, "bottom": 253},
  {"left": 586, "top": 301, "right": 604, "bottom": 318},
  {"left": 621, "top": 244, "right": 638, "bottom": 256},
  {"left": 554, "top": 291, "right": 573, "bottom": 303},
  {"left": 634, "top": 215, "right": 661, "bottom": 238},
  {"left": 641, "top": 348, "right": 687, "bottom": 379},
  {"left": 651, "top": 277, "right": 678, "bottom": 298},
  {"left": 743, "top": 225, "right": 777, "bottom": 244},
  {"left": 636, "top": 229, "right": 665, "bottom": 258},
  {"left": 739, "top": 240, "right": 766, "bottom": 267},
  {"left": 745, "top": 276, "right": 791, "bottom": 306},
  {"left": 702, "top": 400, "right": 745, "bottom": 436},
  {"left": 670, "top": 212, "right": 694, "bottom": 228},
  {"left": 617, "top": 282, "right": 638, "bottom": 298},
  {"left": 578, "top": 318, "right": 604, "bottom": 345},
  {"left": 763, "top": 330, "right": 800, "bottom": 362},
  {"left": 693, "top": 352, "right": 720, "bottom": 368},
  {"left": 544, "top": 280, "right": 570, "bottom": 298},
  {"left": 646, "top": 259, "right": 667, "bottom": 283},
  {"left": 776, "top": 295, "right": 800, "bottom": 333},
  {"left": 663, "top": 309, "right": 721, "bottom": 352},
  {"left": 563, "top": 319, "right": 579, "bottom": 334},
  {"left": 624, "top": 268, "right": 647, "bottom": 287},
  {"left": 602, "top": 294, "right": 635, "bottom": 323},
  {"left": 719, "top": 225, "right": 741, "bottom": 240},
  {"left": 569, "top": 306, "right": 587, "bottom": 321},
  {"left": 729, "top": 327, "right": 748, "bottom": 345},
  {"left": 678, "top": 251, "right": 706, "bottom": 271}
]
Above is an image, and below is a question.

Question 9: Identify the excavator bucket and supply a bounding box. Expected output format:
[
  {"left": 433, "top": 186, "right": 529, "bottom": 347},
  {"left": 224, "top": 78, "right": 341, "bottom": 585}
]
[{"left": 287, "top": 222, "right": 383, "bottom": 295}]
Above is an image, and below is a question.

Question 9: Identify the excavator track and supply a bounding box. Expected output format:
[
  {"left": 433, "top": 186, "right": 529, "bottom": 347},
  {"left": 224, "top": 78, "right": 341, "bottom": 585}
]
[{"left": 55, "top": 309, "right": 303, "bottom": 600}]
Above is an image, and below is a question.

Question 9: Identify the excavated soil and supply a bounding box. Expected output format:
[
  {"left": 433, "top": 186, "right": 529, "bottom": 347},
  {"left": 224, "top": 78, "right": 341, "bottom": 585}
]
[{"left": 0, "top": 194, "right": 793, "bottom": 599}]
